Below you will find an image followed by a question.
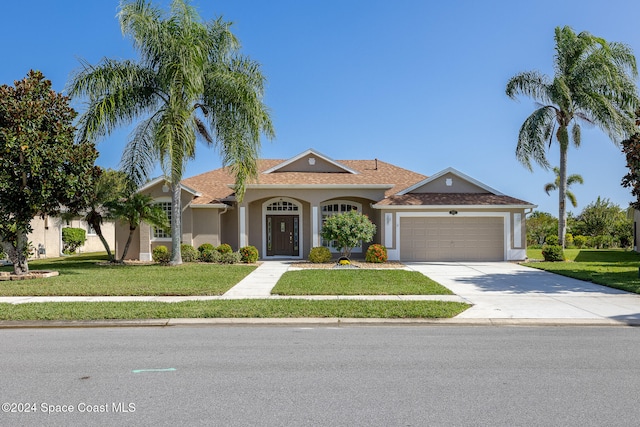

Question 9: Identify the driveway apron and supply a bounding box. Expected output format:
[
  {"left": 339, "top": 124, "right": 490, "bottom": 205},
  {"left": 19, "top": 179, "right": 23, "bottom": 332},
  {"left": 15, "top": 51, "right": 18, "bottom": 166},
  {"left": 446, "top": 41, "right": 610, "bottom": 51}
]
[{"left": 406, "top": 262, "right": 640, "bottom": 322}]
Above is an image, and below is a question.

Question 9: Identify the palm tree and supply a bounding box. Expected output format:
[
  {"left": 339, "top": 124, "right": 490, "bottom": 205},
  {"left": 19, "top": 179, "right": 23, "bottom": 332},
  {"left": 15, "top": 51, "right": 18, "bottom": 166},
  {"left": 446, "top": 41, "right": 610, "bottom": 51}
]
[
  {"left": 68, "top": 0, "right": 274, "bottom": 264},
  {"left": 506, "top": 26, "right": 639, "bottom": 247},
  {"left": 544, "top": 167, "right": 583, "bottom": 208},
  {"left": 108, "top": 193, "right": 170, "bottom": 262}
]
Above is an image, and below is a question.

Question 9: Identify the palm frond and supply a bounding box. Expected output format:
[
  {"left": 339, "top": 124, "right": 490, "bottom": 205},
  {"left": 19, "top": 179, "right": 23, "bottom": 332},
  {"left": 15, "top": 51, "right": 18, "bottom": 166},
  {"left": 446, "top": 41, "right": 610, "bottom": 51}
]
[
  {"left": 505, "top": 71, "right": 552, "bottom": 103},
  {"left": 515, "top": 106, "right": 556, "bottom": 170},
  {"left": 120, "top": 115, "right": 161, "bottom": 187}
]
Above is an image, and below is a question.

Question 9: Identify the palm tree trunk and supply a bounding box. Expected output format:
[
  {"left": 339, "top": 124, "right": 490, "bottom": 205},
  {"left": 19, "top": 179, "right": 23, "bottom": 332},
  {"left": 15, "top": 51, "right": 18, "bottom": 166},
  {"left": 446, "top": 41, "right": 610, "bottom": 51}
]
[
  {"left": 92, "top": 221, "right": 114, "bottom": 262},
  {"left": 170, "top": 182, "right": 182, "bottom": 265},
  {"left": 119, "top": 228, "right": 135, "bottom": 262},
  {"left": 558, "top": 146, "right": 568, "bottom": 248}
]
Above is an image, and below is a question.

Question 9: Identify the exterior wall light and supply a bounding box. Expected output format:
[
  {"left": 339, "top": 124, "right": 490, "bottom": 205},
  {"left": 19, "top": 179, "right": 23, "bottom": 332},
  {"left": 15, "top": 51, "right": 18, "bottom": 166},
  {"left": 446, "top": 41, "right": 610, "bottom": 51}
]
[{"left": 449, "top": 210, "right": 458, "bottom": 215}]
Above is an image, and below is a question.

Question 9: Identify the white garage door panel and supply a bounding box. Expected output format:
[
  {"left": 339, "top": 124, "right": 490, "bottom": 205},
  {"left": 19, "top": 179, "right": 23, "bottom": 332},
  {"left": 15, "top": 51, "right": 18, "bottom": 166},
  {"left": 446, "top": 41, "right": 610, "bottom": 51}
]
[{"left": 400, "top": 217, "right": 504, "bottom": 261}]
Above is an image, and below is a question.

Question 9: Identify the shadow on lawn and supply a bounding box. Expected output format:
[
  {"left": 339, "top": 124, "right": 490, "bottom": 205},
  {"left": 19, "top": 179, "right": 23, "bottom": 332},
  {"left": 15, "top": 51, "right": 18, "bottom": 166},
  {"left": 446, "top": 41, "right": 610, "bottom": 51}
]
[{"left": 573, "top": 249, "right": 640, "bottom": 264}]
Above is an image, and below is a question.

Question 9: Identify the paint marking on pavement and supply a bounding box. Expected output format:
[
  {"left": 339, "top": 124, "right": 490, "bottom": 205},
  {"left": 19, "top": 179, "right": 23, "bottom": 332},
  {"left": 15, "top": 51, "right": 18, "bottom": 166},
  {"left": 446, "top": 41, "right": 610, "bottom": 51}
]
[{"left": 132, "top": 368, "right": 177, "bottom": 374}]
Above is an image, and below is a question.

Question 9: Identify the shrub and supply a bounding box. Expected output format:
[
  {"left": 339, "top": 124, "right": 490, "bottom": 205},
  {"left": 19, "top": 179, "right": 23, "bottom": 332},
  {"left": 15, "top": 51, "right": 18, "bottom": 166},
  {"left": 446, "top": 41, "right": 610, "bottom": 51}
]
[
  {"left": 152, "top": 245, "right": 171, "bottom": 264},
  {"left": 180, "top": 244, "right": 199, "bottom": 262},
  {"left": 217, "top": 243, "right": 233, "bottom": 254},
  {"left": 545, "top": 234, "right": 559, "bottom": 246},
  {"left": 564, "top": 233, "right": 574, "bottom": 248},
  {"left": 320, "top": 210, "right": 376, "bottom": 258},
  {"left": 62, "top": 227, "right": 86, "bottom": 254},
  {"left": 219, "top": 251, "right": 241, "bottom": 264},
  {"left": 541, "top": 244, "right": 564, "bottom": 262},
  {"left": 365, "top": 244, "right": 388, "bottom": 263},
  {"left": 198, "top": 243, "right": 215, "bottom": 254},
  {"left": 308, "top": 246, "right": 332, "bottom": 263},
  {"left": 573, "top": 235, "right": 587, "bottom": 249},
  {"left": 200, "top": 248, "right": 220, "bottom": 263},
  {"left": 239, "top": 246, "right": 259, "bottom": 263}
]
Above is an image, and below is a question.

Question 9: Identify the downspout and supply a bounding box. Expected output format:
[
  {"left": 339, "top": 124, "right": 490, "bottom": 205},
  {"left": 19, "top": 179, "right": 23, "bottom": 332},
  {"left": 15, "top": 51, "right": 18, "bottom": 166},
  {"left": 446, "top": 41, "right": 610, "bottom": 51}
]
[{"left": 218, "top": 205, "right": 229, "bottom": 246}]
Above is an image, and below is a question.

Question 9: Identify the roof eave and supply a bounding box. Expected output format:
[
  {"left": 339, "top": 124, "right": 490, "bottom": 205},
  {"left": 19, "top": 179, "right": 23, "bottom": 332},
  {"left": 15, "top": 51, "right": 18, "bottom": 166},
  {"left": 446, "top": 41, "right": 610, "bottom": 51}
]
[
  {"left": 372, "top": 203, "right": 537, "bottom": 210},
  {"left": 233, "top": 184, "right": 395, "bottom": 190}
]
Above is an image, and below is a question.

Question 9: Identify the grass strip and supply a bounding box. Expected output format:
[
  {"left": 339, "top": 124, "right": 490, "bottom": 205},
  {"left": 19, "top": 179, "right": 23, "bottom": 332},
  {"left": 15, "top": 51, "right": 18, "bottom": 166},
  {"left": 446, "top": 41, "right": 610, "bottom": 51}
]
[
  {"left": 0, "top": 300, "right": 470, "bottom": 321},
  {"left": 272, "top": 269, "right": 452, "bottom": 295}
]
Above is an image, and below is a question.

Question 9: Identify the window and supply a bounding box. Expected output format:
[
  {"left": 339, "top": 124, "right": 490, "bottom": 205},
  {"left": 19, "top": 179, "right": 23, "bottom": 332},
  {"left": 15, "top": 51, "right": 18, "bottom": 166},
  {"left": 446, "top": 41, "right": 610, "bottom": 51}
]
[
  {"left": 153, "top": 201, "right": 172, "bottom": 239},
  {"left": 86, "top": 222, "right": 97, "bottom": 236},
  {"left": 266, "top": 200, "right": 299, "bottom": 212},
  {"left": 320, "top": 201, "right": 361, "bottom": 252}
]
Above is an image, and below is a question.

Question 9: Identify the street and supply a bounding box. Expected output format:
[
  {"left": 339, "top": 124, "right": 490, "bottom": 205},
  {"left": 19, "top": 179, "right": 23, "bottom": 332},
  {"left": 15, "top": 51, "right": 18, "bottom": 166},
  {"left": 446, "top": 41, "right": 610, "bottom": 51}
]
[{"left": 1, "top": 326, "right": 639, "bottom": 426}]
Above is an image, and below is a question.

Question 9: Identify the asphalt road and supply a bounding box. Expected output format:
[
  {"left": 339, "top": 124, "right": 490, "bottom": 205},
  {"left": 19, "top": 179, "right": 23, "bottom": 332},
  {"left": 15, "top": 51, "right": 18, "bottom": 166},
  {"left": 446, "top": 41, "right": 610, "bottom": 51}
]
[{"left": 1, "top": 326, "right": 640, "bottom": 426}]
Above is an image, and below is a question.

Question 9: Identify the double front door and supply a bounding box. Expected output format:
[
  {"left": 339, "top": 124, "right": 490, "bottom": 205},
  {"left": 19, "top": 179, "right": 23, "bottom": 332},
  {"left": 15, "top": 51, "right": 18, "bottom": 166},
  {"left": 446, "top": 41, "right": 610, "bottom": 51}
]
[{"left": 267, "top": 215, "right": 299, "bottom": 256}]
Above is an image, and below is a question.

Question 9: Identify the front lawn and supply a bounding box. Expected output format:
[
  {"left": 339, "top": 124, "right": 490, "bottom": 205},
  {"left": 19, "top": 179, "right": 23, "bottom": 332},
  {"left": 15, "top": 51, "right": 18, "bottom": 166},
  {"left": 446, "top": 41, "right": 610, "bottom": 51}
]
[
  {"left": 0, "top": 300, "right": 470, "bottom": 320},
  {"left": 272, "top": 269, "right": 453, "bottom": 295},
  {"left": 0, "top": 253, "right": 255, "bottom": 296},
  {"left": 524, "top": 249, "right": 640, "bottom": 294}
]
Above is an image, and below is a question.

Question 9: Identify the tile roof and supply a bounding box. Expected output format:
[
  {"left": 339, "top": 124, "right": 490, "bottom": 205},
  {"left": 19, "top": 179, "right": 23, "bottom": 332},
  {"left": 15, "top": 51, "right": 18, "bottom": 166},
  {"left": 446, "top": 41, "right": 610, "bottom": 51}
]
[
  {"left": 182, "top": 159, "right": 427, "bottom": 205},
  {"left": 375, "top": 193, "right": 534, "bottom": 206}
]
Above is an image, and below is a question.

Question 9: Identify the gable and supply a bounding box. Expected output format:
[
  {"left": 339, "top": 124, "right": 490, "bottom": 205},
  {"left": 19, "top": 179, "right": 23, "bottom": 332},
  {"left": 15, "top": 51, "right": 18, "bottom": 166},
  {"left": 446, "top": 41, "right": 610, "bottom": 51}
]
[
  {"left": 262, "top": 149, "right": 358, "bottom": 174},
  {"left": 398, "top": 167, "right": 502, "bottom": 196},
  {"left": 409, "top": 171, "right": 489, "bottom": 194}
]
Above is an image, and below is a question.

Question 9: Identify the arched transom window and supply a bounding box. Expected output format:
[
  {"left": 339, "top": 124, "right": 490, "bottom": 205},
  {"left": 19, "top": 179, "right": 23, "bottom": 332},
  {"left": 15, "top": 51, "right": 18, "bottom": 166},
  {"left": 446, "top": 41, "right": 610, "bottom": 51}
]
[{"left": 266, "top": 200, "right": 299, "bottom": 212}]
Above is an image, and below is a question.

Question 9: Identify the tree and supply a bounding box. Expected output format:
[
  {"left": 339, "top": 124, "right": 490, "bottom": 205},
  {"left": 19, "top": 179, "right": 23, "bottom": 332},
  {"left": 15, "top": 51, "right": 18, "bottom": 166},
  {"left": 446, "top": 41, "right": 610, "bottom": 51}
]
[
  {"left": 0, "top": 70, "right": 99, "bottom": 275},
  {"left": 64, "top": 168, "right": 130, "bottom": 262},
  {"left": 526, "top": 211, "right": 558, "bottom": 246},
  {"left": 544, "top": 166, "right": 583, "bottom": 208},
  {"left": 68, "top": 0, "right": 274, "bottom": 265},
  {"left": 621, "top": 109, "right": 640, "bottom": 209},
  {"left": 320, "top": 210, "right": 376, "bottom": 258},
  {"left": 506, "top": 26, "right": 639, "bottom": 248},
  {"left": 108, "top": 193, "right": 169, "bottom": 262},
  {"left": 574, "top": 197, "right": 629, "bottom": 240}
]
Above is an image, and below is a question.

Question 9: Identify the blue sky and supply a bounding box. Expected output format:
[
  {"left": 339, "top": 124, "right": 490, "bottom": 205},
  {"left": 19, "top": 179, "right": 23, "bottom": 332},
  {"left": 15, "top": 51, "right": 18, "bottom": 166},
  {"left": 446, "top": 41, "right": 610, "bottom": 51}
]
[{"left": 2, "top": 0, "right": 640, "bottom": 215}]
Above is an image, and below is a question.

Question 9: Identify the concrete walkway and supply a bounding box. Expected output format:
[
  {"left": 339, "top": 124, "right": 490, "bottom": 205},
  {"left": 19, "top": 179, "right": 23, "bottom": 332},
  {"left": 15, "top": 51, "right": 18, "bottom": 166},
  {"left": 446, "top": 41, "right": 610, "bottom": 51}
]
[{"left": 222, "top": 261, "right": 290, "bottom": 297}]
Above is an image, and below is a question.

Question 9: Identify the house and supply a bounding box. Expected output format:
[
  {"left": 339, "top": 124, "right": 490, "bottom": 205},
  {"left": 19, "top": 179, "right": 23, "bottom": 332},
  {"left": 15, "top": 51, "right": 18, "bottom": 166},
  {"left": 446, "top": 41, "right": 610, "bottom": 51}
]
[
  {"left": 115, "top": 149, "right": 535, "bottom": 262},
  {"left": 5, "top": 216, "right": 115, "bottom": 260}
]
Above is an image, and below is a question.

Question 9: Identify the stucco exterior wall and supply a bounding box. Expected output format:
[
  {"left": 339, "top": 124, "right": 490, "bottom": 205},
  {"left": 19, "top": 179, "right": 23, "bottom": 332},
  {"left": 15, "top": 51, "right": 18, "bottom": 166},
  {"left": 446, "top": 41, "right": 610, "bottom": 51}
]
[
  {"left": 410, "top": 172, "right": 487, "bottom": 193},
  {"left": 19, "top": 216, "right": 115, "bottom": 259}
]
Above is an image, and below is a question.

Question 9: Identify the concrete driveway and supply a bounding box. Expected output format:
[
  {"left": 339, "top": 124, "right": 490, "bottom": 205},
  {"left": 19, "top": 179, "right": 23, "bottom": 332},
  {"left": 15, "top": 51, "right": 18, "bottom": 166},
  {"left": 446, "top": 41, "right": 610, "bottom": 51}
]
[{"left": 406, "top": 262, "right": 640, "bottom": 323}]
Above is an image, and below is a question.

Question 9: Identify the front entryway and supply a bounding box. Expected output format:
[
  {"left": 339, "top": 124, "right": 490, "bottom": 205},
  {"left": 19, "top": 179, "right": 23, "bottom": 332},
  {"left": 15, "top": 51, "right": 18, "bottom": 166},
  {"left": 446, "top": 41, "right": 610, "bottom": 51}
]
[{"left": 266, "top": 215, "right": 299, "bottom": 256}]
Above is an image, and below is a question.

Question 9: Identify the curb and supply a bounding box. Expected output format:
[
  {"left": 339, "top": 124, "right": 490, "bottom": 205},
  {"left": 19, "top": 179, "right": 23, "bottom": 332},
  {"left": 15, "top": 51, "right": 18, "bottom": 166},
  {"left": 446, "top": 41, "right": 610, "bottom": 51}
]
[{"left": 0, "top": 317, "right": 636, "bottom": 329}]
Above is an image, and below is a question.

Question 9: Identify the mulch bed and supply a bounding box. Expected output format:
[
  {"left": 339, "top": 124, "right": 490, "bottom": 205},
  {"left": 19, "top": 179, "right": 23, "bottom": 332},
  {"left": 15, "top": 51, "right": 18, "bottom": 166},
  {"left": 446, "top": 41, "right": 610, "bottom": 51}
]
[{"left": 289, "top": 261, "right": 406, "bottom": 269}]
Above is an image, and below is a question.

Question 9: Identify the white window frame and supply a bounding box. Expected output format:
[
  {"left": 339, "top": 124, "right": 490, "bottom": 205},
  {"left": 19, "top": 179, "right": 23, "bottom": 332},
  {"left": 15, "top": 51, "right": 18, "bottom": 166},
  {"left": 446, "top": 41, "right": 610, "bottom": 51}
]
[
  {"left": 320, "top": 200, "right": 363, "bottom": 253},
  {"left": 152, "top": 198, "right": 172, "bottom": 241}
]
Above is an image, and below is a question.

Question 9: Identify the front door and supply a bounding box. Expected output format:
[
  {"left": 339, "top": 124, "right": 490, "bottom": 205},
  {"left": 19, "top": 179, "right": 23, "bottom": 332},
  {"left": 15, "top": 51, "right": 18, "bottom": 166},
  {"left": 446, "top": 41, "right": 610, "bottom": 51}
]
[{"left": 267, "top": 215, "right": 299, "bottom": 256}]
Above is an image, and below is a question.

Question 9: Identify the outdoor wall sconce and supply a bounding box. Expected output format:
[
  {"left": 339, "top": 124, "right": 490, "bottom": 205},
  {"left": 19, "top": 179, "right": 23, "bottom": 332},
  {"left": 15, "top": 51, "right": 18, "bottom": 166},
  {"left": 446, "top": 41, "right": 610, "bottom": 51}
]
[{"left": 449, "top": 210, "right": 458, "bottom": 215}]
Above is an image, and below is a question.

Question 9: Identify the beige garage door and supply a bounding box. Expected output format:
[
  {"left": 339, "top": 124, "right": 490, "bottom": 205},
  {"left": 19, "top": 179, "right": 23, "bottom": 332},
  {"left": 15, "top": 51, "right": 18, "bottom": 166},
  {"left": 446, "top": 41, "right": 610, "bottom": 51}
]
[{"left": 400, "top": 217, "right": 504, "bottom": 261}]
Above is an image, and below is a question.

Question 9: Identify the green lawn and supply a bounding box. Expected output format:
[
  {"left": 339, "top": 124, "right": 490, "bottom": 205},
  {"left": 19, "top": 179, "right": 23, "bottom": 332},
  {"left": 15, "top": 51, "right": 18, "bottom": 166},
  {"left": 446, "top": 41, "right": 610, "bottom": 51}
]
[
  {"left": 0, "top": 253, "right": 255, "bottom": 296},
  {"left": 272, "top": 269, "right": 453, "bottom": 295},
  {"left": 0, "top": 300, "right": 470, "bottom": 320},
  {"left": 0, "top": 254, "right": 469, "bottom": 320},
  {"left": 524, "top": 249, "right": 640, "bottom": 294}
]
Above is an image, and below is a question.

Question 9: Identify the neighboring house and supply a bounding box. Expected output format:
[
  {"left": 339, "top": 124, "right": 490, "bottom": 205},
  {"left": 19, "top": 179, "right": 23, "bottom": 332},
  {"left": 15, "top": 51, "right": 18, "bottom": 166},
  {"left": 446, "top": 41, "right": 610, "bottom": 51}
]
[
  {"left": 115, "top": 149, "right": 536, "bottom": 262},
  {"left": 634, "top": 210, "right": 640, "bottom": 251},
  {"left": 13, "top": 216, "right": 115, "bottom": 259}
]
